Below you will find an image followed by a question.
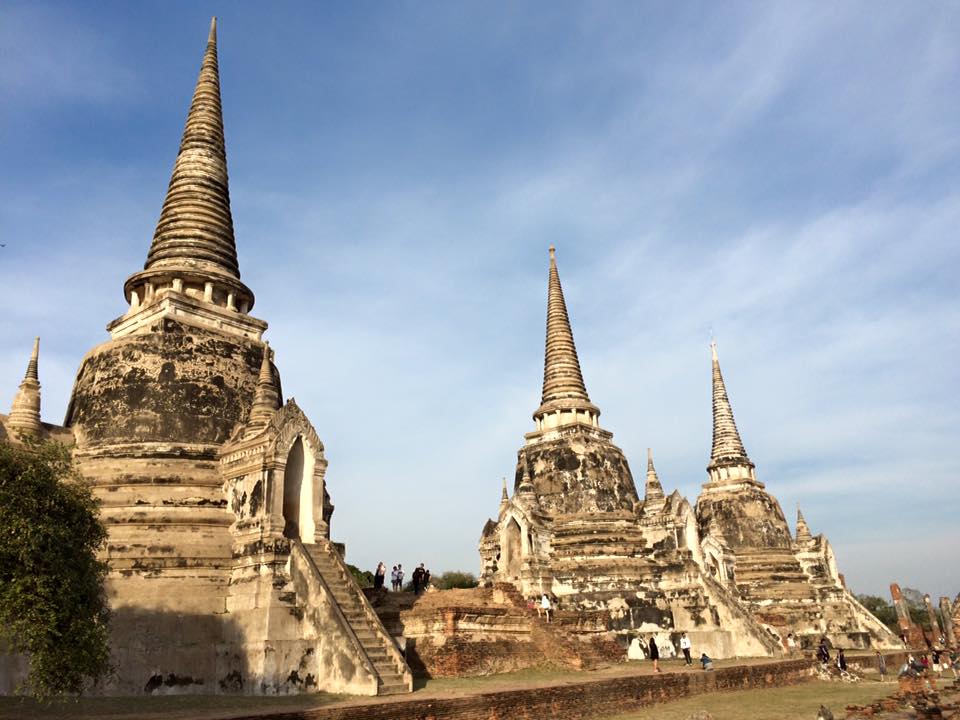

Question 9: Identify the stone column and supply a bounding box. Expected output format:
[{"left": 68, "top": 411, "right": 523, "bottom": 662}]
[
  {"left": 891, "top": 583, "right": 913, "bottom": 634},
  {"left": 924, "top": 594, "right": 943, "bottom": 645},
  {"left": 940, "top": 597, "right": 956, "bottom": 647}
]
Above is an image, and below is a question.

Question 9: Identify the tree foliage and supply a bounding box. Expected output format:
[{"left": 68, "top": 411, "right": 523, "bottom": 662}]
[
  {"left": 346, "top": 563, "right": 374, "bottom": 588},
  {"left": 857, "top": 594, "right": 898, "bottom": 633},
  {"left": 0, "top": 441, "right": 110, "bottom": 696},
  {"left": 856, "top": 593, "right": 940, "bottom": 633},
  {"left": 434, "top": 571, "right": 479, "bottom": 590}
]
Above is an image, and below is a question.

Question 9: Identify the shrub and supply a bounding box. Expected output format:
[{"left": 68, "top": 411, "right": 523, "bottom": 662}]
[
  {"left": 434, "top": 571, "right": 479, "bottom": 590},
  {"left": 0, "top": 441, "right": 110, "bottom": 696},
  {"left": 347, "top": 563, "right": 374, "bottom": 588}
]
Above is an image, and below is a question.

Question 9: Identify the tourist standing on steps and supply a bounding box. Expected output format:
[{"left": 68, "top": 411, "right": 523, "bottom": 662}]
[
  {"left": 786, "top": 632, "right": 797, "bottom": 655},
  {"left": 390, "top": 565, "right": 398, "bottom": 591},
  {"left": 679, "top": 632, "right": 692, "bottom": 666},
  {"left": 817, "top": 638, "right": 830, "bottom": 664},
  {"left": 396, "top": 564, "right": 404, "bottom": 591},
  {"left": 648, "top": 636, "right": 660, "bottom": 673},
  {"left": 540, "top": 593, "right": 552, "bottom": 622},
  {"left": 374, "top": 562, "right": 386, "bottom": 590},
  {"left": 412, "top": 564, "right": 424, "bottom": 594},
  {"left": 837, "top": 648, "right": 847, "bottom": 673}
]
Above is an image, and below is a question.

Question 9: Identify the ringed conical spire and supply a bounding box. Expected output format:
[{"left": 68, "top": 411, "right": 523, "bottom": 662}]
[
  {"left": 706, "top": 341, "right": 756, "bottom": 484},
  {"left": 644, "top": 448, "right": 665, "bottom": 503},
  {"left": 708, "top": 341, "right": 753, "bottom": 478},
  {"left": 533, "top": 247, "right": 599, "bottom": 425},
  {"left": 8, "top": 337, "right": 42, "bottom": 439},
  {"left": 246, "top": 342, "right": 280, "bottom": 433},
  {"left": 795, "top": 505, "right": 812, "bottom": 543},
  {"left": 124, "top": 18, "right": 254, "bottom": 312}
]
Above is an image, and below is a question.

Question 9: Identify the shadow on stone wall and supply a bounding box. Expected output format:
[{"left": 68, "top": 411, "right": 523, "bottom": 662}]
[
  {"left": 106, "top": 606, "right": 250, "bottom": 695},
  {"left": 0, "top": 608, "right": 255, "bottom": 696}
]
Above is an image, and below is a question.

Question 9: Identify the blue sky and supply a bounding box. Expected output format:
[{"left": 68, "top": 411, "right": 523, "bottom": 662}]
[{"left": 1, "top": 1, "right": 958, "bottom": 600}]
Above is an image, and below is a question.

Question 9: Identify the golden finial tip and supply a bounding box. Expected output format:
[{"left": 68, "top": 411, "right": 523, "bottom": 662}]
[
  {"left": 209, "top": 17, "right": 217, "bottom": 43},
  {"left": 548, "top": 245, "right": 556, "bottom": 258}
]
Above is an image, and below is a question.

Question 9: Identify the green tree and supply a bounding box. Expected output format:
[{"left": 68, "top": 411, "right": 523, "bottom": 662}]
[
  {"left": 434, "top": 571, "right": 479, "bottom": 590},
  {"left": 0, "top": 441, "right": 110, "bottom": 696},
  {"left": 346, "top": 563, "right": 374, "bottom": 588},
  {"left": 856, "top": 594, "right": 898, "bottom": 634}
]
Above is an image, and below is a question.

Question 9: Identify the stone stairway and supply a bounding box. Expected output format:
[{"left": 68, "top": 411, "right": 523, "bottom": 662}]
[
  {"left": 300, "top": 542, "right": 412, "bottom": 695},
  {"left": 734, "top": 547, "right": 817, "bottom": 601}
]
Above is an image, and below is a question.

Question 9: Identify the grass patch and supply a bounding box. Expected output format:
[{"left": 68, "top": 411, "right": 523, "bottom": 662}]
[
  {"left": 607, "top": 679, "right": 914, "bottom": 720},
  {"left": 0, "top": 691, "right": 346, "bottom": 720}
]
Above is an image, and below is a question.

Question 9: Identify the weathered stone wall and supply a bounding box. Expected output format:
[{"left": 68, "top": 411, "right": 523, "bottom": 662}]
[
  {"left": 373, "top": 587, "right": 622, "bottom": 679},
  {"left": 696, "top": 485, "right": 793, "bottom": 550},
  {"left": 231, "top": 658, "right": 819, "bottom": 720},
  {"left": 65, "top": 317, "right": 268, "bottom": 447},
  {"left": 521, "top": 429, "right": 638, "bottom": 515},
  {"left": 57, "top": 318, "right": 278, "bottom": 694}
]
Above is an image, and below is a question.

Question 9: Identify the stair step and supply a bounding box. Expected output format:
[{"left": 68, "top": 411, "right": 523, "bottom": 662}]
[{"left": 379, "top": 684, "right": 409, "bottom": 696}]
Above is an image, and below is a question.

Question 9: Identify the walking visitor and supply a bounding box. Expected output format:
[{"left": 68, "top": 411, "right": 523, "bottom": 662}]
[
  {"left": 680, "top": 632, "right": 692, "bottom": 666},
  {"left": 648, "top": 635, "right": 660, "bottom": 673},
  {"left": 374, "top": 562, "right": 386, "bottom": 589}
]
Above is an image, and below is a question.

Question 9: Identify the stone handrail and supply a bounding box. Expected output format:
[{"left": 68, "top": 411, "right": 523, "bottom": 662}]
[
  {"left": 313, "top": 540, "right": 412, "bottom": 688},
  {"left": 288, "top": 540, "right": 380, "bottom": 689}
]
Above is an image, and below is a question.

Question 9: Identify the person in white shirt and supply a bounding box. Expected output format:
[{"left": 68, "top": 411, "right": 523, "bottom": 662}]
[
  {"left": 680, "top": 632, "right": 692, "bottom": 665},
  {"left": 540, "top": 593, "right": 552, "bottom": 623}
]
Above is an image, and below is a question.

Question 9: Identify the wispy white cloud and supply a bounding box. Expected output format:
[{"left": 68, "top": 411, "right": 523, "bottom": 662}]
[{"left": 1, "top": 2, "right": 958, "bottom": 599}]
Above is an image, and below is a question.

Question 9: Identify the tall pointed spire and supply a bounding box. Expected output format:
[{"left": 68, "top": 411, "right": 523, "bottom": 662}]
[
  {"left": 124, "top": 17, "right": 254, "bottom": 313},
  {"left": 795, "top": 505, "right": 812, "bottom": 543},
  {"left": 644, "top": 447, "right": 665, "bottom": 503},
  {"left": 246, "top": 342, "right": 280, "bottom": 433},
  {"left": 8, "top": 338, "right": 42, "bottom": 439},
  {"left": 706, "top": 340, "right": 755, "bottom": 484},
  {"left": 533, "top": 247, "right": 599, "bottom": 426}
]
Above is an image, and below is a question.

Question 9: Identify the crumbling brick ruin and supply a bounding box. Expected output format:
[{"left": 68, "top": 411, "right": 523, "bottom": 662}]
[
  {"left": 0, "top": 19, "right": 410, "bottom": 697},
  {"left": 479, "top": 248, "right": 902, "bottom": 657}
]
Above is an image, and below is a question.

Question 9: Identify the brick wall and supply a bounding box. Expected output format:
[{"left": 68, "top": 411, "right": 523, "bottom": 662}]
[
  {"left": 229, "top": 652, "right": 911, "bottom": 720},
  {"left": 232, "top": 658, "right": 815, "bottom": 720}
]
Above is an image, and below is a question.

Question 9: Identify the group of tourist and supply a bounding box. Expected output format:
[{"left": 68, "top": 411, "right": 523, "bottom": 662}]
[
  {"left": 903, "top": 649, "right": 960, "bottom": 680},
  {"left": 372, "top": 562, "right": 432, "bottom": 593},
  {"left": 812, "top": 634, "right": 960, "bottom": 683},
  {"left": 626, "top": 632, "right": 711, "bottom": 673}
]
